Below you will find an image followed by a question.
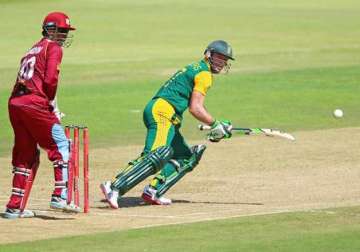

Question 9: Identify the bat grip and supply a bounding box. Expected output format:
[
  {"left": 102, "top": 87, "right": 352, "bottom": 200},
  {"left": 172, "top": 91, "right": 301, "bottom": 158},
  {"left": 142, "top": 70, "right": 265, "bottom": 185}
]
[{"left": 198, "top": 124, "right": 211, "bottom": 131}]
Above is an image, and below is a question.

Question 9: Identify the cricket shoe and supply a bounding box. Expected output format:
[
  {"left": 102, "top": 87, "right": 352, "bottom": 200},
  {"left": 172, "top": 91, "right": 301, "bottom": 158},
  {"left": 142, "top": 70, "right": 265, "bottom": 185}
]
[
  {"left": 141, "top": 185, "right": 172, "bottom": 205},
  {"left": 100, "top": 181, "right": 119, "bottom": 209},
  {"left": 3, "top": 208, "right": 35, "bottom": 219},
  {"left": 50, "top": 196, "right": 80, "bottom": 213}
]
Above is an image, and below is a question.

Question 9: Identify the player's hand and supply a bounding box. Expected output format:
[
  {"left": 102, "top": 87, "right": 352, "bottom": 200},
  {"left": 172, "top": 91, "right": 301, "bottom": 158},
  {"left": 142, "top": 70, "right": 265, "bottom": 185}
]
[
  {"left": 54, "top": 110, "right": 66, "bottom": 121},
  {"left": 49, "top": 98, "right": 65, "bottom": 121},
  {"left": 208, "top": 120, "right": 232, "bottom": 142}
]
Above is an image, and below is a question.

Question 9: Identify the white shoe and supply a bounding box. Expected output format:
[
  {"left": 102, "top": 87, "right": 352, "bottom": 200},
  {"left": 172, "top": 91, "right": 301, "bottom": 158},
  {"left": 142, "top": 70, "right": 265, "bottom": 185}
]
[
  {"left": 141, "top": 185, "right": 172, "bottom": 205},
  {"left": 3, "top": 208, "right": 35, "bottom": 219},
  {"left": 50, "top": 196, "right": 80, "bottom": 213},
  {"left": 100, "top": 181, "right": 119, "bottom": 209},
  {"left": 62, "top": 203, "right": 81, "bottom": 213}
]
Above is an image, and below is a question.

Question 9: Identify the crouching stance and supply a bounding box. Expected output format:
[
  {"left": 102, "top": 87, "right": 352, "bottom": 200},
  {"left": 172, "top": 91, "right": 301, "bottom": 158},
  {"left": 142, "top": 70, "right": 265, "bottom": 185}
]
[
  {"left": 100, "top": 40, "right": 234, "bottom": 208},
  {"left": 3, "top": 12, "right": 77, "bottom": 219}
]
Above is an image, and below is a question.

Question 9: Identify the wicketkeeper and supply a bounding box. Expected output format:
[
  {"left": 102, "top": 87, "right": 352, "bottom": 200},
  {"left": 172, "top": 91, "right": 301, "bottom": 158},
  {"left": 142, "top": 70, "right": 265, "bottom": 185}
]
[
  {"left": 3, "top": 12, "right": 78, "bottom": 219},
  {"left": 100, "top": 40, "right": 234, "bottom": 208}
]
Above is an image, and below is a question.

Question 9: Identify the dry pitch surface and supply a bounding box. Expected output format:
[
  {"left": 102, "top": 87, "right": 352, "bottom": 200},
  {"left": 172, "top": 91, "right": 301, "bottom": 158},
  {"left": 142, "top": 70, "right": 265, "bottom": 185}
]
[{"left": 0, "top": 128, "right": 359, "bottom": 244}]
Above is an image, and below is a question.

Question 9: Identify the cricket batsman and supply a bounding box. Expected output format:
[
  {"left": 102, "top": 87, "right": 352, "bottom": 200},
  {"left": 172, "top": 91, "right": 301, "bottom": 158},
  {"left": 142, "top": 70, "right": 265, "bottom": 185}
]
[
  {"left": 100, "top": 40, "right": 234, "bottom": 208},
  {"left": 3, "top": 12, "right": 78, "bottom": 219}
]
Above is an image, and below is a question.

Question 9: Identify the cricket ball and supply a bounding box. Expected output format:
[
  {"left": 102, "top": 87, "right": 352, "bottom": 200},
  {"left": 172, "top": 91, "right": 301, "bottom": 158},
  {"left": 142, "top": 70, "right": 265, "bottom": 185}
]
[{"left": 333, "top": 109, "right": 344, "bottom": 118}]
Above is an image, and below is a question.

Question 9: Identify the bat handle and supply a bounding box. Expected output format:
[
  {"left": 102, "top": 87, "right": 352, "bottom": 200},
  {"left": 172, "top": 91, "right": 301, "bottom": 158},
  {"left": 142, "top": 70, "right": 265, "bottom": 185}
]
[{"left": 198, "top": 124, "right": 211, "bottom": 131}]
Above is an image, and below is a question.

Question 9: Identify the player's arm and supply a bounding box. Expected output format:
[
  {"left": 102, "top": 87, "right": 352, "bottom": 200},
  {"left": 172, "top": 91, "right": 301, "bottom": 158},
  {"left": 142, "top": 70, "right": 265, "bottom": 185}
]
[
  {"left": 189, "top": 71, "right": 215, "bottom": 125},
  {"left": 189, "top": 91, "right": 214, "bottom": 125},
  {"left": 190, "top": 70, "right": 232, "bottom": 141},
  {"left": 44, "top": 43, "right": 63, "bottom": 100},
  {"left": 189, "top": 70, "right": 215, "bottom": 125}
]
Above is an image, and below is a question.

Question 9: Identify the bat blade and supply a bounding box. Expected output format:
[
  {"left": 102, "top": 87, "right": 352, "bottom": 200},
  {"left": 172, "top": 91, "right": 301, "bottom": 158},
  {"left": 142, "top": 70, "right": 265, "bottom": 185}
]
[
  {"left": 198, "top": 124, "right": 295, "bottom": 141},
  {"left": 259, "top": 128, "right": 295, "bottom": 141}
]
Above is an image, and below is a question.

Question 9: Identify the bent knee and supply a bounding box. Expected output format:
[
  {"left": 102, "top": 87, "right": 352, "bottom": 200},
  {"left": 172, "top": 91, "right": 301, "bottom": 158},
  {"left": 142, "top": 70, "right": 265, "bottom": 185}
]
[{"left": 150, "top": 146, "right": 174, "bottom": 169}]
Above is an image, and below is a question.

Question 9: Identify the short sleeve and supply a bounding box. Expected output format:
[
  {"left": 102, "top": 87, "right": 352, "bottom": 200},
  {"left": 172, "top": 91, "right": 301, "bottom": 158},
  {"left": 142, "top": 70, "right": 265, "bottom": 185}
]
[{"left": 193, "top": 71, "right": 212, "bottom": 96}]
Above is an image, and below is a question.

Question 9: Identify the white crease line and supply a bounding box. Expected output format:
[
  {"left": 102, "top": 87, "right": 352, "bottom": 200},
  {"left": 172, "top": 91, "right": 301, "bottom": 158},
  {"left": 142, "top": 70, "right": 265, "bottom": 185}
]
[
  {"left": 32, "top": 209, "right": 186, "bottom": 219},
  {"left": 29, "top": 207, "right": 291, "bottom": 220},
  {"left": 89, "top": 212, "right": 184, "bottom": 219}
]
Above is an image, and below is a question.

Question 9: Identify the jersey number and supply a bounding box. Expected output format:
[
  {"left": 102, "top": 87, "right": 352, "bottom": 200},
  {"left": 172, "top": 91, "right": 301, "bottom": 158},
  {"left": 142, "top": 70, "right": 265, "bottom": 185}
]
[{"left": 18, "top": 56, "right": 36, "bottom": 81}]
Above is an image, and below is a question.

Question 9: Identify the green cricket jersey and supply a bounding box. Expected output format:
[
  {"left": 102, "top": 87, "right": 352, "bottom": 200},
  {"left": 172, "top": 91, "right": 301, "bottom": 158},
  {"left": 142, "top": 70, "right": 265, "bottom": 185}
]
[{"left": 154, "top": 59, "right": 213, "bottom": 116}]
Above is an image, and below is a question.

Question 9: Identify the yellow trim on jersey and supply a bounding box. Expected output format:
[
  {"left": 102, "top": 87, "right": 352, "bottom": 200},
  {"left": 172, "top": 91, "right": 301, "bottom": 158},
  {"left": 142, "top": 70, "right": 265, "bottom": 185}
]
[
  {"left": 193, "top": 71, "right": 212, "bottom": 96},
  {"left": 151, "top": 98, "right": 175, "bottom": 150}
]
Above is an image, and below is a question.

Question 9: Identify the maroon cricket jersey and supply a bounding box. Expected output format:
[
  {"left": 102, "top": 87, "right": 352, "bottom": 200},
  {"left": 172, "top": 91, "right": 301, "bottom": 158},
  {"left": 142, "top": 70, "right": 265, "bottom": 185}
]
[{"left": 11, "top": 38, "right": 63, "bottom": 101}]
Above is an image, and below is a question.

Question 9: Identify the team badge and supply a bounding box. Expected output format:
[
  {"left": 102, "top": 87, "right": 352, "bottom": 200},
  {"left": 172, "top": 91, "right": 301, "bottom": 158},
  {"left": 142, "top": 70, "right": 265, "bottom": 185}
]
[{"left": 227, "top": 47, "right": 232, "bottom": 54}]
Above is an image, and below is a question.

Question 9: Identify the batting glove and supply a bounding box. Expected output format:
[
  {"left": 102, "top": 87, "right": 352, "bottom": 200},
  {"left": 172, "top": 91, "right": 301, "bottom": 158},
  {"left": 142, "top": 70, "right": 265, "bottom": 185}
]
[{"left": 208, "top": 120, "right": 232, "bottom": 142}]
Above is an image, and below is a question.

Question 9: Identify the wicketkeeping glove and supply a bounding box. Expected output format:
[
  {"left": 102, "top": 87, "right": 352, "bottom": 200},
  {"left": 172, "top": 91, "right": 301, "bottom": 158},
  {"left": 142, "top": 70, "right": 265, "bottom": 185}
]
[
  {"left": 207, "top": 120, "right": 232, "bottom": 142},
  {"left": 49, "top": 97, "right": 65, "bottom": 122}
]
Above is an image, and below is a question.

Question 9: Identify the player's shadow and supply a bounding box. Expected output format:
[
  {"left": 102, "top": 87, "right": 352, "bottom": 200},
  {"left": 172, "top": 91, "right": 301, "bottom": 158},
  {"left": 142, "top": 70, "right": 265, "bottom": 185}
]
[
  {"left": 172, "top": 199, "right": 264, "bottom": 206},
  {"left": 98, "top": 197, "right": 263, "bottom": 208},
  {"left": 98, "top": 197, "right": 147, "bottom": 208}
]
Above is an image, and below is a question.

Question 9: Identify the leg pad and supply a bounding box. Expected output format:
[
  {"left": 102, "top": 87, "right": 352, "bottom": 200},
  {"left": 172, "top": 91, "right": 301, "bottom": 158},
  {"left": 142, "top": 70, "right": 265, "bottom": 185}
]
[
  {"left": 111, "top": 146, "right": 173, "bottom": 195},
  {"left": 156, "top": 145, "right": 206, "bottom": 196}
]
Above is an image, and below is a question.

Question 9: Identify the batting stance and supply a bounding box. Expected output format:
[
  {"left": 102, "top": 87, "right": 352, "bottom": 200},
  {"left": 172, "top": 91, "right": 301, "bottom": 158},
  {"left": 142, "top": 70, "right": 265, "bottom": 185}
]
[
  {"left": 3, "top": 12, "right": 78, "bottom": 219},
  {"left": 100, "top": 40, "right": 234, "bottom": 208}
]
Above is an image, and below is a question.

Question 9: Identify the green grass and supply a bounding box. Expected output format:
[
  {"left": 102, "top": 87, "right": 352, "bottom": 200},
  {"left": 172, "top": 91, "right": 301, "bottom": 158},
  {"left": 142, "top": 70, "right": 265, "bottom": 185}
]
[
  {"left": 1, "top": 206, "right": 360, "bottom": 252},
  {"left": 1, "top": 0, "right": 360, "bottom": 154},
  {"left": 1, "top": 65, "right": 359, "bottom": 154}
]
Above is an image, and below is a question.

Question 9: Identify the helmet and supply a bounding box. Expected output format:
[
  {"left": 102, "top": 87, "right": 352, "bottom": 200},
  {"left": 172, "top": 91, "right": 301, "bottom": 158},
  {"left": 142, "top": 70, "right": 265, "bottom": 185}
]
[
  {"left": 42, "top": 12, "right": 76, "bottom": 47},
  {"left": 43, "top": 12, "right": 76, "bottom": 31},
  {"left": 205, "top": 40, "right": 234, "bottom": 60},
  {"left": 204, "top": 40, "right": 234, "bottom": 74}
]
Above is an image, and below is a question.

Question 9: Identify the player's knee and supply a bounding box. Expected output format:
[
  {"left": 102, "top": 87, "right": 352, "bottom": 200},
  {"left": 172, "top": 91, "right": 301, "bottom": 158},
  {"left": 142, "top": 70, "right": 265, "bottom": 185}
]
[
  {"left": 187, "top": 144, "right": 207, "bottom": 170},
  {"left": 191, "top": 145, "right": 206, "bottom": 162},
  {"left": 150, "top": 146, "right": 174, "bottom": 170}
]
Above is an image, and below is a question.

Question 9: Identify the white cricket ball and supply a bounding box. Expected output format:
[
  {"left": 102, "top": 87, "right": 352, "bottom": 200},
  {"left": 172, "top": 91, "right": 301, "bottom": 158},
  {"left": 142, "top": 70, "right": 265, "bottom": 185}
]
[{"left": 333, "top": 109, "right": 344, "bottom": 118}]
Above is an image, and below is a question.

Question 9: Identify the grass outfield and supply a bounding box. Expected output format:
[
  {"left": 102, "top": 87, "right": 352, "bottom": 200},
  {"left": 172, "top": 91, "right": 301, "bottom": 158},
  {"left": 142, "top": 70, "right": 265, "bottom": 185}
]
[
  {"left": 0, "top": 0, "right": 360, "bottom": 154},
  {"left": 1, "top": 206, "right": 360, "bottom": 252},
  {"left": 0, "top": 66, "right": 359, "bottom": 153}
]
